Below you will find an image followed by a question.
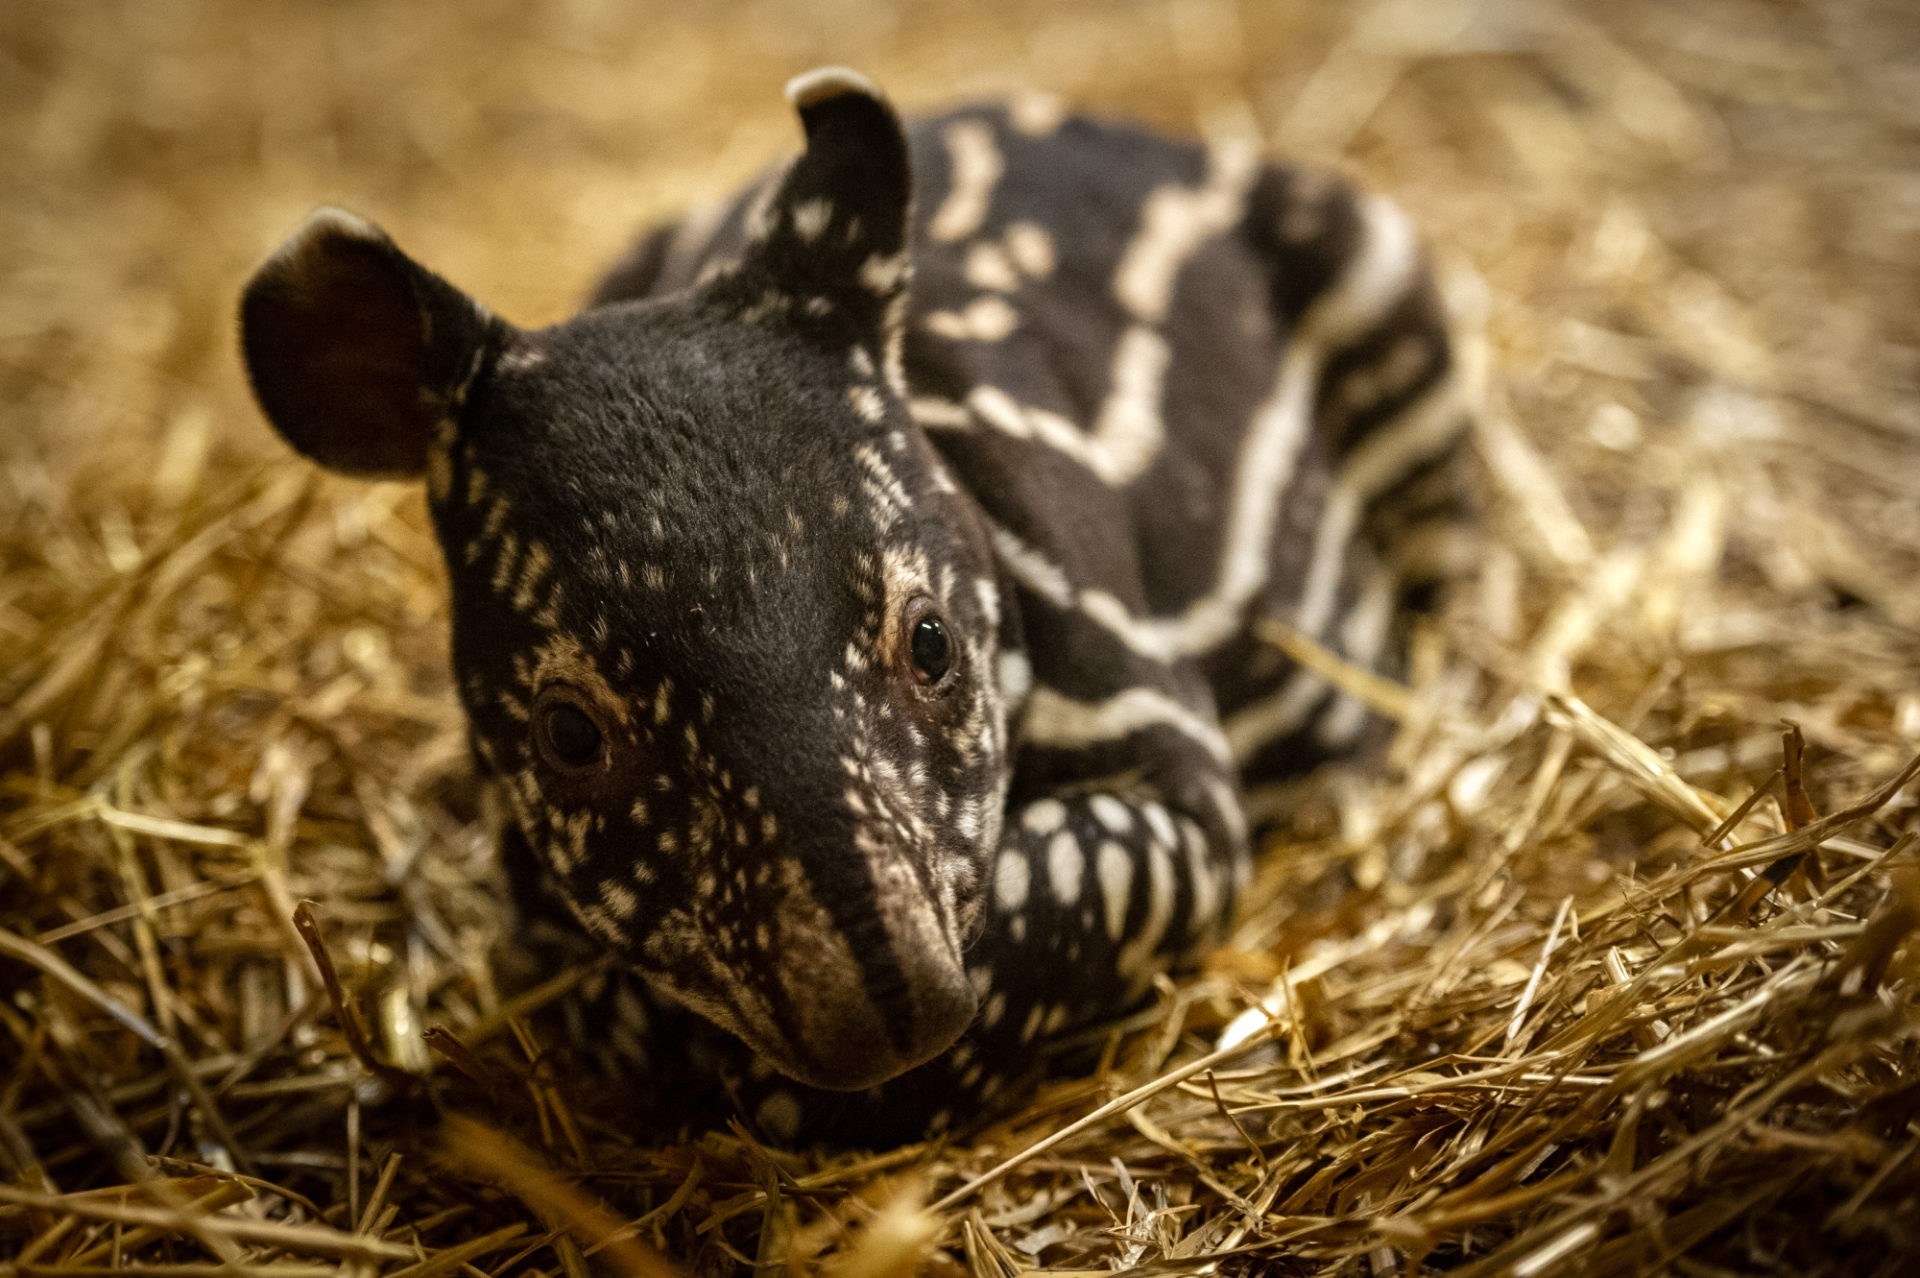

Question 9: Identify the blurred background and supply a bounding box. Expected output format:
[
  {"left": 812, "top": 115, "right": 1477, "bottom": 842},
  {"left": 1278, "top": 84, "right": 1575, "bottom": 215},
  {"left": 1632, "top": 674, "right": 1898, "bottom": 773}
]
[{"left": 4, "top": 0, "right": 1916, "bottom": 491}]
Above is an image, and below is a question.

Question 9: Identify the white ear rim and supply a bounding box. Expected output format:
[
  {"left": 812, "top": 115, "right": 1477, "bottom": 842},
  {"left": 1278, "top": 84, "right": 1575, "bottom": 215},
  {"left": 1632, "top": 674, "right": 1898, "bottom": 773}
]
[
  {"left": 259, "top": 206, "right": 390, "bottom": 273},
  {"left": 785, "top": 66, "right": 884, "bottom": 110}
]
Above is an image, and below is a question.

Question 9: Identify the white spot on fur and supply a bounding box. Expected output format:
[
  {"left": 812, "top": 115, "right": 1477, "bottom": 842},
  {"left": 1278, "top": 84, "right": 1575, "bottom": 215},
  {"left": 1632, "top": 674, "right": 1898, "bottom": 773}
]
[
  {"left": 972, "top": 576, "right": 1001, "bottom": 629},
  {"left": 1047, "top": 830, "right": 1083, "bottom": 904},
  {"left": 929, "top": 119, "right": 1003, "bottom": 242},
  {"left": 908, "top": 396, "right": 973, "bottom": 429},
  {"left": 924, "top": 296, "right": 1019, "bottom": 342},
  {"left": 848, "top": 384, "right": 886, "bottom": 422},
  {"left": 511, "top": 541, "right": 552, "bottom": 613},
  {"left": 497, "top": 346, "right": 546, "bottom": 374},
  {"left": 791, "top": 197, "right": 832, "bottom": 242},
  {"left": 1089, "top": 794, "right": 1133, "bottom": 834},
  {"left": 858, "top": 251, "right": 909, "bottom": 295},
  {"left": 964, "top": 242, "right": 1020, "bottom": 292},
  {"left": 1097, "top": 840, "right": 1132, "bottom": 940},
  {"left": 1141, "top": 803, "right": 1178, "bottom": 851},
  {"left": 1005, "top": 221, "right": 1056, "bottom": 278},
  {"left": 996, "top": 650, "right": 1032, "bottom": 706},
  {"left": 1009, "top": 91, "right": 1066, "bottom": 136},
  {"left": 1021, "top": 798, "right": 1068, "bottom": 836},
  {"left": 994, "top": 849, "right": 1030, "bottom": 910},
  {"left": 600, "top": 880, "right": 639, "bottom": 920},
  {"left": 982, "top": 991, "right": 1007, "bottom": 1026}
]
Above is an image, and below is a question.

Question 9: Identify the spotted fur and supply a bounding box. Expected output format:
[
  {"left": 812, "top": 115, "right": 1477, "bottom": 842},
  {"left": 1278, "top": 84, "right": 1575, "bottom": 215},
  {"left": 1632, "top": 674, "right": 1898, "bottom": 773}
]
[{"left": 239, "top": 68, "right": 1470, "bottom": 1143}]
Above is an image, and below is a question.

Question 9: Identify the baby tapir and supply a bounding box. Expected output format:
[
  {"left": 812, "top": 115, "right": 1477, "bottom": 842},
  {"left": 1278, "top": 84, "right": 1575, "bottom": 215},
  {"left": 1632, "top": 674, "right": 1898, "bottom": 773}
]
[{"left": 239, "top": 68, "right": 1470, "bottom": 1142}]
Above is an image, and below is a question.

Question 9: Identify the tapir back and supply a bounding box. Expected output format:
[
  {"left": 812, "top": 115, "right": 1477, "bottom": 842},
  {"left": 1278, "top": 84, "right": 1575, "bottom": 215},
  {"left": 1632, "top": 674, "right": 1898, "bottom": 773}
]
[{"left": 595, "top": 99, "right": 1466, "bottom": 801}]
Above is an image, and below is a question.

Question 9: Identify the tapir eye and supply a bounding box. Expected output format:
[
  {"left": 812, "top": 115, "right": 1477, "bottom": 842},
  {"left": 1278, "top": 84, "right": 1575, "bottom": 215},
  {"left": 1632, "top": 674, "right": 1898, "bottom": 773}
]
[
  {"left": 908, "top": 608, "right": 955, "bottom": 686},
  {"left": 533, "top": 688, "right": 606, "bottom": 772}
]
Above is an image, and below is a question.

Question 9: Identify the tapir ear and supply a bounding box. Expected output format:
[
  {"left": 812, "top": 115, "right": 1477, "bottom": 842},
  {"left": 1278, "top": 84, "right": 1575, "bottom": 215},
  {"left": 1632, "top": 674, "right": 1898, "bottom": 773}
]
[
  {"left": 238, "top": 209, "right": 510, "bottom": 479},
  {"left": 725, "top": 69, "right": 913, "bottom": 343}
]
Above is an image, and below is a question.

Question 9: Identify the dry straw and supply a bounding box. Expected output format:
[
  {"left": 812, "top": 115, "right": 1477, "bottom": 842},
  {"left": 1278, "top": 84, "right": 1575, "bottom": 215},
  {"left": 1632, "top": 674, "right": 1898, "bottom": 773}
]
[{"left": 4, "top": 0, "right": 1919, "bottom": 1273}]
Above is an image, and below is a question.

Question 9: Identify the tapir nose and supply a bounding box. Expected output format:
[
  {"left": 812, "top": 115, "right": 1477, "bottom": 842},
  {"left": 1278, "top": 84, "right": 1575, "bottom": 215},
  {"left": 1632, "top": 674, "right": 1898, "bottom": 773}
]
[
  {"left": 791, "top": 942, "right": 977, "bottom": 1091},
  {"left": 744, "top": 836, "right": 982, "bottom": 1092}
]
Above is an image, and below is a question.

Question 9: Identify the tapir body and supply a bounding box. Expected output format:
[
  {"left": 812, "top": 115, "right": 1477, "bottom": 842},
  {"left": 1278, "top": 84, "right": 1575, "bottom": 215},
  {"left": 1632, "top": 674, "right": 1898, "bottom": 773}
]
[{"left": 240, "top": 69, "right": 1468, "bottom": 1142}]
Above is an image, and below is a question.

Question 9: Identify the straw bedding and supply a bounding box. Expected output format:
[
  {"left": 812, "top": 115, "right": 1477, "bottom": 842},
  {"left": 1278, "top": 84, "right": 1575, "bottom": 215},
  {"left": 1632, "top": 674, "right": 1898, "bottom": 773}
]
[{"left": 4, "top": 0, "right": 1919, "bottom": 1272}]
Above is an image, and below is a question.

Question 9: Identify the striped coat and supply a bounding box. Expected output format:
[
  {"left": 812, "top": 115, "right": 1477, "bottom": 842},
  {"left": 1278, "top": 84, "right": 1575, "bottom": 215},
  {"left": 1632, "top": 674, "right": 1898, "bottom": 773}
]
[{"left": 238, "top": 67, "right": 1469, "bottom": 1143}]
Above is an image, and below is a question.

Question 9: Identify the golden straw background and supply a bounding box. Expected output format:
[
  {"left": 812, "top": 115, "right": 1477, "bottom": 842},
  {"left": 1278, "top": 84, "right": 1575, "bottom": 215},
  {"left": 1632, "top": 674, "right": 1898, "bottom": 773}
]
[{"left": 4, "top": 0, "right": 1920, "bottom": 1272}]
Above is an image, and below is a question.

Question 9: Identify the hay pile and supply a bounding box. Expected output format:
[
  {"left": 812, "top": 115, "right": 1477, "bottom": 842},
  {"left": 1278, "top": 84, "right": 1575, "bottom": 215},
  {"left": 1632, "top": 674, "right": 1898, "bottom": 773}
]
[{"left": 4, "top": 0, "right": 1919, "bottom": 1272}]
